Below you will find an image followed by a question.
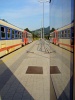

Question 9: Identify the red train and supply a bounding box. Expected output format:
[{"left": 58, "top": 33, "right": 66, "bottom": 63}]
[{"left": 22, "top": 30, "right": 33, "bottom": 45}]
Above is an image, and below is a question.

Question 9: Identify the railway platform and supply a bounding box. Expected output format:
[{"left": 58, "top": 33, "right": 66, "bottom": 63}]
[{"left": 0, "top": 39, "right": 72, "bottom": 100}]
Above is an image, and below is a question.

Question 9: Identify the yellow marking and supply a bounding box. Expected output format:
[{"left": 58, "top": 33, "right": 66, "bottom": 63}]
[
  {"left": 0, "top": 41, "right": 36, "bottom": 65},
  {"left": 0, "top": 46, "right": 26, "bottom": 65}
]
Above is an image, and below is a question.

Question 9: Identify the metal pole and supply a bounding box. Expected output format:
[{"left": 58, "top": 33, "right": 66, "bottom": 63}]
[
  {"left": 38, "top": 0, "right": 51, "bottom": 39},
  {"left": 41, "top": 20, "right": 42, "bottom": 39},
  {"left": 49, "top": 0, "right": 51, "bottom": 32},
  {"left": 43, "top": 2, "right": 44, "bottom": 39}
]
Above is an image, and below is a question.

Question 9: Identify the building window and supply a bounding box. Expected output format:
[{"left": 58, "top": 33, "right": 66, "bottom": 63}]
[{"left": 1, "top": 27, "right": 6, "bottom": 39}]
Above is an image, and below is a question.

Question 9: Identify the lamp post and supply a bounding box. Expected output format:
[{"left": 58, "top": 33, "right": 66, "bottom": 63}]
[
  {"left": 41, "top": 20, "right": 42, "bottom": 39},
  {"left": 49, "top": 0, "right": 51, "bottom": 32},
  {"left": 38, "top": 0, "right": 51, "bottom": 39},
  {"left": 38, "top": 0, "right": 49, "bottom": 39}
]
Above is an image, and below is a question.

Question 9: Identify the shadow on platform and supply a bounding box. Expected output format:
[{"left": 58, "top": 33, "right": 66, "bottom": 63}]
[
  {"left": 0, "top": 60, "right": 34, "bottom": 100},
  {"left": 58, "top": 76, "right": 73, "bottom": 100}
]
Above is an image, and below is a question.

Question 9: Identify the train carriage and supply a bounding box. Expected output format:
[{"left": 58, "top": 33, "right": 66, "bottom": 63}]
[
  {"left": 22, "top": 30, "right": 28, "bottom": 45},
  {"left": 22, "top": 30, "right": 33, "bottom": 45},
  {"left": 0, "top": 20, "right": 24, "bottom": 57},
  {"left": 27, "top": 32, "right": 33, "bottom": 43},
  {"left": 50, "top": 23, "right": 74, "bottom": 52},
  {"left": 50, "top": 31, "right": 54, "bottom": 43},
  {"left": 0, "top": 20, "right": 33, "bottom": 57}
]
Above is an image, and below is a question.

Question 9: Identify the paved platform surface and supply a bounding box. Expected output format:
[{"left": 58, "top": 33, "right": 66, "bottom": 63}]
[
  {"left": 49, "top": 42, "right": 73, "bottom": 100},
  {"left": 0, "top": 40, "right": 57, "bottom": 100},
  {"left": 0, "top": 40, "right": 72, "bottom": 100}
]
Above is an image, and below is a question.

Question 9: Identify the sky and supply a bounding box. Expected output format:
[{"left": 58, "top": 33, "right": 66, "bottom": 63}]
[
  {"left": 0, "top": 0, "right": 73, "bottom": 31},
  {"left": 50, "top": 0, "right": 74, "bottom": 29}
]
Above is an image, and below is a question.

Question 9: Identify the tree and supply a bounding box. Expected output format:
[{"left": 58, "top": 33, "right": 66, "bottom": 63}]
[
  {"left": 24, "top": 28, "right": 31, "bottom": 33},
  {"left": 50, "top": 28, "right": 55, "bottom": 33}
]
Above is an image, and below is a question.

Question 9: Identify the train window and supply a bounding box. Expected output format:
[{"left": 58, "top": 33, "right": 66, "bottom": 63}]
[
  {"left": 19, "top": 32, "right": 20, "bottom": 38},
  {"left": 1, "top": 27, "right": 4, "bottom": 32},
  {"left": 20, "top": 32, "right": 22, "bottom": 39},
  {"left": 7, "top": 28, "right": 11, "bottom": 39},
  {"left": 67, "top": 29, "right": 70, "bottom": 38},
  {"left": 68, "top": 29, "right": 70, "bottom": 33},
  {"left": 71, "top": 27, "right": 74, "bottom": 38},
  {"left": 17, "top": 31, "right": 21, "bottom": 38},
  {"left": 12, "top": 30, "right": 15, "bottom": 39},
  {"left": 18, "top": 32, "right": 22, "bottom": 39},
  {"left": 58, "top": 31, "right": 61, "bottom": 38},
  {"left": 19, "top": 32, "right": 21, "bottom": 38},
  {"left": 17, "top": 32, "right": 20, "bottom": 38},
  {"left": 22, "top": 32, "right": 23, "bottom": 38},
  {"left": 1, "top": 27, "right": 6, "bottom": 39},
  {"left": 60, "top": 31, "right": 62, "bottom": 38},
  {"left": 65, "top": 30, "right": 67, "bottom": 33},
  {"left": 71, "top": 27, "right": 74, "bottom": 33},
  {"left": 62, "top": 31, "right": 64, "bottom": 38},
  {"left": 58, "top": 32, "right": 60, "bottom": 38},
  {"left": 64, "top": 30, "right": 67, "bottom": 38},
  {"left": 59, "top": 31, "right": 61, "bottom": 38},
  {"left": 15, "top": 31, "right": 18, "bottom": 38}
]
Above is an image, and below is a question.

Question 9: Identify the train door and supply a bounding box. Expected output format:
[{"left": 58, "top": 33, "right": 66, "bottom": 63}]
[{"left": 22, "top": 31, "right": 25, "bottom": 45}]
